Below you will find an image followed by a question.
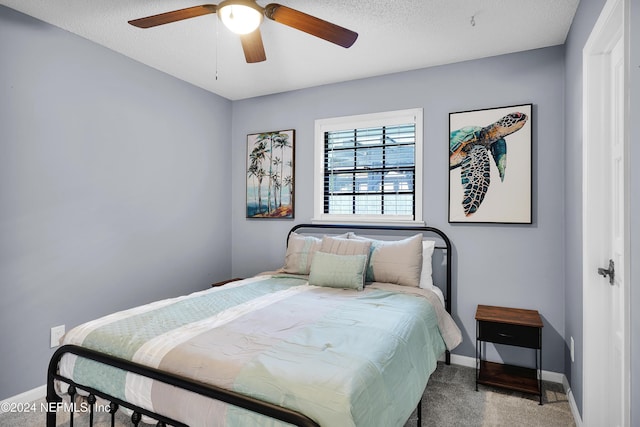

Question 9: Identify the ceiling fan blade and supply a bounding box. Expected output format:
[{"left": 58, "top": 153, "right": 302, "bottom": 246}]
[
  {"left": 128, "top": 5, "right": 217, "bottom": 28},
  {"left": 264, "top": 3, "right": 358, "bottom": 48},
  {"left": 240, "top": 29, "right": 267, "bottom": 63}
]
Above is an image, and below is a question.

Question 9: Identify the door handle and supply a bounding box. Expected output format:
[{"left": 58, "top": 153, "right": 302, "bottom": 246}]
[{"left": 597, "top": 259, "right": 615, "bottom": 285}]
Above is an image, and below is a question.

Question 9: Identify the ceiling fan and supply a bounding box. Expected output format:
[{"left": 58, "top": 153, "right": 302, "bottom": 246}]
[{"left": 128, "top": 0, "right": 359, "bottom": 63}]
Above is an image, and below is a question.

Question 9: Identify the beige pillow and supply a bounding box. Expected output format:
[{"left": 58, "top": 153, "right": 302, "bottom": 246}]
[
  {"left": 320, "top": 235, "right": 372, "bottom": 257},
  {"left": 282, "top": 232, "right": 352, "bottom": 274},
  {"left": 351, "top": 233, "right": 423, "bottom": 287},
  {"left": 282, "top": 232, "right": 322, "bottom": 274}
]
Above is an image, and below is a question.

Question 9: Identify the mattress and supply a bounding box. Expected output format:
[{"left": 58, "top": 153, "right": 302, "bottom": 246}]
[{"left": 59, "top": 275, "right": 460, "bottom": 427}]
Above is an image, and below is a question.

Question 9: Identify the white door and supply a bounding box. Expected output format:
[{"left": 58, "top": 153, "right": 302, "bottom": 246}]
[
  {"left": 603, "top": 34, "right": 627, "bottom": 427},
  {"left": 582, "top": 0, "right": 629, "bottom": 426}
]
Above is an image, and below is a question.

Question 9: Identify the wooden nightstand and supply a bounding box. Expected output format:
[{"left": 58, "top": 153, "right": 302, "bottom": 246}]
[
  {"left": 475, "top": 304, "right": 544, "bottom": 405},
  {"left": 210, "top": 278, "right": 243, "bottom": 287}
]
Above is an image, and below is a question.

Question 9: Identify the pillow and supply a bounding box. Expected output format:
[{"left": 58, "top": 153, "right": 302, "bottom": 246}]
[
  {"left": 282, "top": 232, "right": 350, "bottom": 275},
  {"left": 308, "top": 252, "right": 368, "bottom": 290},
  {"left": 351, "top": 233, "right": 423, "bottom": 287},
  {"left": 419, "top": 240, "right": 436, "bottom": 290},
  {"left": 320, "top": 235, "right": 372, "bottom": 257},
  {"left": 282, "top": 232, "right": 322, "bottom": 274}
]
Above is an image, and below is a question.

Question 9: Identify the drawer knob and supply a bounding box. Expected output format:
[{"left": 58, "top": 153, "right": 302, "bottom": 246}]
[{"left": 498, "top": 333, "right": 514, "bottom": 338}]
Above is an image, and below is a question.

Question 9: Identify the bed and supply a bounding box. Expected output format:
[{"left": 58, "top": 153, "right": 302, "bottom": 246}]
[{"left": 47, "top": 224, "right": 461, "bottom": 427}]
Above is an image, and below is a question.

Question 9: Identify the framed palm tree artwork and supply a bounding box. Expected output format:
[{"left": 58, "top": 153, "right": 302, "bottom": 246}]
[{"left": 246, "top": 129, "right": 295, "bottom": 219}]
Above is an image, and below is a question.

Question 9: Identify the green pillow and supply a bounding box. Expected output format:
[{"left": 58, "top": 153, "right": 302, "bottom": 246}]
[{"left": 308, "top": 252, "right": 367, "bottom": 290}]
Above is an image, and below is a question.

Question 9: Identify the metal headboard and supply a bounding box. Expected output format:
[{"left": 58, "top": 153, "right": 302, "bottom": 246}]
[{"left": 287, "top": 223, "right": 453, "bottom": 321}]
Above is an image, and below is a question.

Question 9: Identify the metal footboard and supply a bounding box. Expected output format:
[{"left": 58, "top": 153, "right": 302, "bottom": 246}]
[
  {"left": 47, "top": 345, "right": 425, "bottom": 426},
  {"left": 47, "top": 345, "right": 321, "bottom": 427}
]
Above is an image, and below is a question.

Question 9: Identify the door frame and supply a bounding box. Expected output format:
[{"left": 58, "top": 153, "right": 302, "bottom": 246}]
[{"left": 582, "top": 0, "right": 630, "bottom": 425}]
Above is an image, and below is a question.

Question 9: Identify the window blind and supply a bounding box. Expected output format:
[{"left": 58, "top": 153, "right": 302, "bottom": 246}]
[{"left": 323, "top": 123, "right": 416, "bottom": 217}]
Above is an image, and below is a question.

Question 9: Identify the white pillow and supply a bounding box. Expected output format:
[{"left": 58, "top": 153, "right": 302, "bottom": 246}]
[{"left": 419, "top": 240, "right": 436, "bottom": 290}]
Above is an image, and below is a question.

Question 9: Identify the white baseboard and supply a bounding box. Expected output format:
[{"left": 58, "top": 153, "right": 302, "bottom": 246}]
[
  {"left": 0, "top": 385, "right": 46, "bottom": 414},
  {"left": 564, "top": 382, "right": 584, "bottom": 427}
]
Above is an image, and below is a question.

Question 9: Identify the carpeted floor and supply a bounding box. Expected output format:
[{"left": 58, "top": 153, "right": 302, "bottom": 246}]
[
  {"left": 404, "top": 362, "right": 575, "bottom": 427},
  {"left": 1, "top": 363, "right": 575, "bottom": 426}
]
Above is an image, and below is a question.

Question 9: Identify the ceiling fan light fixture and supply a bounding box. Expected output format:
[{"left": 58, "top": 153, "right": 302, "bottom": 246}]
[
  {"left": 218, "top": 1, "right": 264, "bottom": 35},
  {"left": 128, "top": 2, "right": 358, "bottom": 64}
]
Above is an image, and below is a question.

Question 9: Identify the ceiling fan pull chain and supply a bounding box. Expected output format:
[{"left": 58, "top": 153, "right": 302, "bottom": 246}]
[{"left": 215, "top": 19, "right": 219, "bottom": 80}]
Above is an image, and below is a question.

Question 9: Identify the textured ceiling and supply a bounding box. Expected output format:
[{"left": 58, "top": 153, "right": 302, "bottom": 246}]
[{"left": 1, "top": 0, "right": 580, "bottom": 100}]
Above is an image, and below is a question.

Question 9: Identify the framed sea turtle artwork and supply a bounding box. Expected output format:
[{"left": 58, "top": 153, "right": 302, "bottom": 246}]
[
  {"left": 448, "top": 104, "right": 532, "bottom": 224},
  {"left": 246, "top": 129, "right": 295, "bottom": 219}
]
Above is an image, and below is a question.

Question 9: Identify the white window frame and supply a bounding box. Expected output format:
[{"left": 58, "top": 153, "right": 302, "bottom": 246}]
[{"left": 313, "top": 108, "right": 424, "bottom": 225}]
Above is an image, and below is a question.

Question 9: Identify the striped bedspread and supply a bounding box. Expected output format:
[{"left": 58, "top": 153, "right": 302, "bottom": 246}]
[{"left": 59, "top": 275, "right": 461, "bottom": 427}]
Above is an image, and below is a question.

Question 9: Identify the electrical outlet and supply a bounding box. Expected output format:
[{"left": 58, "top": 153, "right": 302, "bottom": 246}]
[
  {"left": 50, "top": 325, "right": 65, "bottom": 348},
  {"left": 570, "top": 336, "right": 575, "bottom": 362}
]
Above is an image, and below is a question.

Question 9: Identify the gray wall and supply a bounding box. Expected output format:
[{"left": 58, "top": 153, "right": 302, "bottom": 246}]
[
  {"left": 231, "top": 47, "right": 567, "bottom": 373},
  {"left": 4, "top": 2, "right": 638, "bottom": 423},
  {"left": 0, "top": 6, "right": 233, "bottom": 400}
]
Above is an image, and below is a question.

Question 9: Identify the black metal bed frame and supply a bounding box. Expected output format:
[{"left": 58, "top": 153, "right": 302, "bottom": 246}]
[{"left": 47, "top": 223, "right": 454, "bottom": 427}]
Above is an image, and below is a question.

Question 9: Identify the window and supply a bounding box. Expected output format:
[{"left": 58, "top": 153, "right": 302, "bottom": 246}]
[{"left": 314, "top": 108, "right": 423, "bottom": 224}]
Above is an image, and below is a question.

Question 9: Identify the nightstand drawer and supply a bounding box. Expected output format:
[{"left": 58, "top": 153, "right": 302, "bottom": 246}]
[{"left": 478, "top": 321, "right": 539, "bottom": 349}]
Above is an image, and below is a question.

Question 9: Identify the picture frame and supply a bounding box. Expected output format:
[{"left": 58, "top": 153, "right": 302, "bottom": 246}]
[
  {"left": 246, "top": 129, "right": 295, "bottom": 219},
  {"left": 448, "top": 104, "right": 532, "bottom": 224}
]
